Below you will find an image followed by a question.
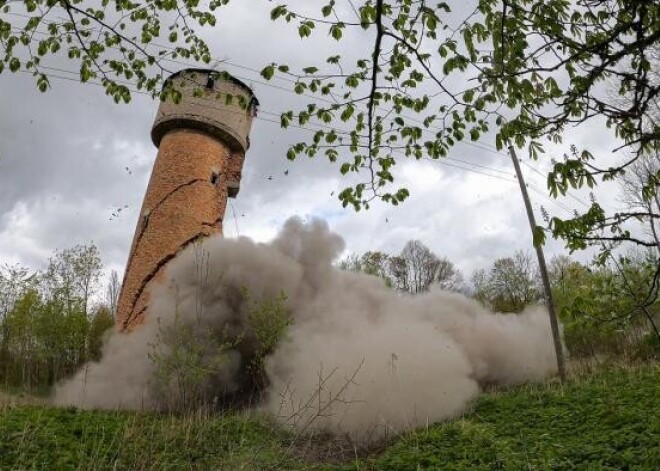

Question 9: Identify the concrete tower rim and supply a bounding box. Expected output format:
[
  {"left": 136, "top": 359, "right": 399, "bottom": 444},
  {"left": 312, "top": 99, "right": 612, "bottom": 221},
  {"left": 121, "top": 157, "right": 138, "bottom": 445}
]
[
  {"left": 151, "top": 116, "right": 249, "bottom": 151},
  {"left": 151, "top": 68, "right": 258, "bottom": 152},
  {"left": 163, "top": 67, "right": 260, "bottom": 106}
]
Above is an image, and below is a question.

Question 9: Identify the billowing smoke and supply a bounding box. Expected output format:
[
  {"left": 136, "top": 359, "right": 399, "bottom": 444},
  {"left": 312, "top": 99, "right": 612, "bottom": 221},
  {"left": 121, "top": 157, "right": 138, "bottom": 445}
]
[{"left": 54, "top": 217, "right": 559, "bottom": 439}]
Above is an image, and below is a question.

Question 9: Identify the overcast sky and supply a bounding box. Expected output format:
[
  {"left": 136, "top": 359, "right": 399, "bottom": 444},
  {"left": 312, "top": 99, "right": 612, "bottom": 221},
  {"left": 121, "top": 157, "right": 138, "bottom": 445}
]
[{"left": 0, "top": 0, "right": 628, "bottom": 286}]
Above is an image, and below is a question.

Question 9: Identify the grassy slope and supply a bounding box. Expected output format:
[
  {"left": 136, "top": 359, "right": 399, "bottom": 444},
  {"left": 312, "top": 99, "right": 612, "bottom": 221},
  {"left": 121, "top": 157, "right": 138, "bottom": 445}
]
[
  {"left": 347, "top": 365, "right": 660, "bottom": 470},
  {"left": 1, "top": 366, "right": 658, "bottom": 470}
]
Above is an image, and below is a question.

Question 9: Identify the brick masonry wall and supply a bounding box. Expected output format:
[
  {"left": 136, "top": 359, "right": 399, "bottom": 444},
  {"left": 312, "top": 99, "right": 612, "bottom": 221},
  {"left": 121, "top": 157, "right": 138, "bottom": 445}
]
[{"left": 116, "top": 129, "right": 231, "bottom": 330}]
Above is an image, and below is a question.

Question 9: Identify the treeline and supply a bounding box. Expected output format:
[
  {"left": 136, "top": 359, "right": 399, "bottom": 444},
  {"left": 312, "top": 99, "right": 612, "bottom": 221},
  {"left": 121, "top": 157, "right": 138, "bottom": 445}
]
[
  {"left": 340, "top": 240, "right": 466, "bottom": 293},
  {"left": 342, "top": 241, "right": 660, "bottom": 360},
  {"left": 0, "top": 245, "right": 117, "bottom": 390}
]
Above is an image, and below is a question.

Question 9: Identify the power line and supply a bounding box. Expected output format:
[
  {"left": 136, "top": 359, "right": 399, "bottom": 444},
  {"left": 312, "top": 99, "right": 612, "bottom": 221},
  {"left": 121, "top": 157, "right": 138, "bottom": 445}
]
[
  {"left": 5, "top": 18, "right": 339, "bottom": 105},
  {"left": 3, "top": 12, "right": 586, "bottom": 203},
  {"left": 228, "top": 200, "right": 240, "bottom": 237},
  {"left": 1, "top": 9, "right": 610, "bottom": 211},
  {"left": 520, "top": 159, "right": 591, "bottom": 208},
  {"left": 15, "top": 67, "right": 580, "bottom": 221},
  {"left": 10, "top": 23, "right": 587, "bottom": 217},
  {"left": 15, "top": 67, "right": 354, "bottom": 137},
  {"left": 423, "top": 156, "right": 516, "bottom": 183},
  {"left": 444, "top": 155, "right": 513, "bottom": 176},
  {"left": 22, "top": 65, "right": 553, "bottom": 183},
  {"left": 422, "top": 156, "right": 575, "bottom": 217},
  {"left": 17, "top": 65, "right": 577, "bottom": 218},
  {"left": 5, "top": 13, "right": 522, "bottom": 146}
]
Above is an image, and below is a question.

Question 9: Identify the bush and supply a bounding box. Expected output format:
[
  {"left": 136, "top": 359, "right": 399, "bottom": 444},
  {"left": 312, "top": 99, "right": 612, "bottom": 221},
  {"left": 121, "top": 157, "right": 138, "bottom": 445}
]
[
  {"left": 243, "top": 288, "right": 291, "bottom": 390},
  {"left": 147, "top": 288, "right": 291, "bottom": 411},
  {"left": 632, "top": 332, "right": 660, "bottom": 361},
  {"left": 148, "top": 311, "right": 239, "bottom": 412}
]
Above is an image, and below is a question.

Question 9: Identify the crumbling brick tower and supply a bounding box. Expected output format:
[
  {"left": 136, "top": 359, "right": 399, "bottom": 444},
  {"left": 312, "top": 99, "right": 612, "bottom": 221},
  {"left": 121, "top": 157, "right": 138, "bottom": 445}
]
[{"left": 116, "top": 68, "right": 258, "bottom": 330}]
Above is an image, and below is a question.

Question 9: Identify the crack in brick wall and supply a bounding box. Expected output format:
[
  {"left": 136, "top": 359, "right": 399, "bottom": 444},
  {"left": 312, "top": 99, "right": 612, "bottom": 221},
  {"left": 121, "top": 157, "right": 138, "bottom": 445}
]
[
  {"left": 120, "top": 178, "right": 208, "bottom": 287},
  {"left": 116, "top": 130, "right": 230, "bottom": 329},
  {"left": 121, "top": 231, "right": 207, "bottom": 329},
  {"left": 201, "top": 216, "right": 223, "bottom": 228}
]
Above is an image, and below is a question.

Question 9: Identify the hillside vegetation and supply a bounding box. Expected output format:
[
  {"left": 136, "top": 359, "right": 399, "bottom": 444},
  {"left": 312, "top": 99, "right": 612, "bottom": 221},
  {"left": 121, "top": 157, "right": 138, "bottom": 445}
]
[{"left": 1, "top": 364, "right": 658, "bottom": 470}]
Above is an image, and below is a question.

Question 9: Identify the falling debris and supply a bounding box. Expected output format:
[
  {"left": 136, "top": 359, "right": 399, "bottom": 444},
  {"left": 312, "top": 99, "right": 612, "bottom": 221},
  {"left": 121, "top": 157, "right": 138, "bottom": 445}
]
[
  {"left": 54, "top": 218, "right": 559, "bottom": 441},
  {"left": 110, "top": 204, "right": 130, "bottom": 220}
]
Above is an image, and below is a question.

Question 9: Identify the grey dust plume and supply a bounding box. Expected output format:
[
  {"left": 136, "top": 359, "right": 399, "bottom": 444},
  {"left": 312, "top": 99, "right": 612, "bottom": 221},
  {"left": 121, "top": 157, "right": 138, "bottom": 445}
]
[{"left": 54, "top": 217, "right": 559, "bottom": 440}]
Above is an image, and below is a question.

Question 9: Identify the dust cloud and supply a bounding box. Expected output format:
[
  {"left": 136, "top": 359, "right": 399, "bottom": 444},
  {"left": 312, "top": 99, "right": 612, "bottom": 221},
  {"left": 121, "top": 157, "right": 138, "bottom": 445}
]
[{"left": 53, "top": 217, "right": 559, "bottom": 439}]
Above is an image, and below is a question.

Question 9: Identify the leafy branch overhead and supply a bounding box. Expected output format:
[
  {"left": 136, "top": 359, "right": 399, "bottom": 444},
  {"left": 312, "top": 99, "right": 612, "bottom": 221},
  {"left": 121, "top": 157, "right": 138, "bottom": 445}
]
[
  {"left": 2, "top": 1, "right": 660, "bottom": 256},
  {"left": 0, "top": 0, "right": 228, "bottom": 102},
  {"left": 261, "top": 0, "right": 659, "bottom": 249}
]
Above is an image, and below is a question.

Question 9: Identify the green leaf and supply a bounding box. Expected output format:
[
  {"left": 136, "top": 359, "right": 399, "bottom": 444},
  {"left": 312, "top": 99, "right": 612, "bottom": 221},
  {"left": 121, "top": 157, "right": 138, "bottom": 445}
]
[
  {"left": 286, "top": 148, "right": 296, "bottom": 160},
  {"left": 261, "top": 65, "right": 275, "bottom": 80},
  {"left": 340, "top": 105, "right": 354, "bottom": 122},
  {"left": 270, "top": 5, "right": 287, "bottom": 20},
  {"left": 9, "top": 57, "right": 20, "bottom": 72},
  {"left": 321, "top": 2, "right": 334, "bottom": 17},
  {"left": 330, "top": 24, "right": 343, "bottom": 41},
  {"left": 533, "top": 226, "right": 546, "bottom": 246},
  {"left": 298, "top": 21, "right": 314, "bottom": 38}
]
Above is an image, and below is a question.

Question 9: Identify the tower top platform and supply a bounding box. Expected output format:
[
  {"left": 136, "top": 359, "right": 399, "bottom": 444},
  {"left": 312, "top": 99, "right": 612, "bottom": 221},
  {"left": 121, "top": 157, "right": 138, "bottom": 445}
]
[{"left": 151, "top": 69, "right": 258, "bottom": 153}]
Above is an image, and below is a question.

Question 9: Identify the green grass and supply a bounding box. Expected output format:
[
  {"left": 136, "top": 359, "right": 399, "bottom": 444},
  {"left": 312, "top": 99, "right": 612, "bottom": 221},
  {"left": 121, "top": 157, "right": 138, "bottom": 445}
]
[
  {"left": 0, "top": 407, "right": 301, "bottom": 470},
  {"left": 1, "top": 365, "right": 658, "bottom": 470}
]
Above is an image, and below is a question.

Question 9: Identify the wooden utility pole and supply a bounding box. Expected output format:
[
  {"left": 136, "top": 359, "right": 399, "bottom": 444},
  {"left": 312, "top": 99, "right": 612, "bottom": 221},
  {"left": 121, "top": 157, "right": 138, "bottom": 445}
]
[{"left": 508, "top": 146, "right": 567, "bottom": 383}]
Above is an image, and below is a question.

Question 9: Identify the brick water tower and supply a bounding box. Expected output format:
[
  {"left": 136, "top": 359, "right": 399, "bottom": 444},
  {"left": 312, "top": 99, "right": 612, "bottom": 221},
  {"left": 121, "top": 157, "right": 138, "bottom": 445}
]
[{"left": 116, "top": 69, "right": 258, "bottom": 330}]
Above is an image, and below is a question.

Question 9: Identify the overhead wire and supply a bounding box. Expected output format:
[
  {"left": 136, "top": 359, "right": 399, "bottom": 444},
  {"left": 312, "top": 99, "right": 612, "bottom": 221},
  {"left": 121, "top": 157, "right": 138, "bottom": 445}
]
[
  {"left": 4, "top": 14, "right": 339, "bottom": 106},
  {"left": 3, "top": 14, "right": 591, "bottom": 196},
  {"left": 520, "top": 158, "right": 591, "bottom": 208},
  {"left": 5, "top": 12, "right": 517, "bottom": 144},
  {"left": 228, "top": 200, "right": 240, "bottom": 237},
  {"left": 6, "top": 7, "right": 591, "bottom": 216},
  {"left": 17, "top": 62, "right": 583, "bottom": 217},
  {"left": 19, "top": 63, "right": 364, "bottom": 139},
  {"left": 16, "top": 65, "right": 580, "bottom": 218},
  {"left": 419, "top": 156, "right": 576, "bottom": 217}
]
